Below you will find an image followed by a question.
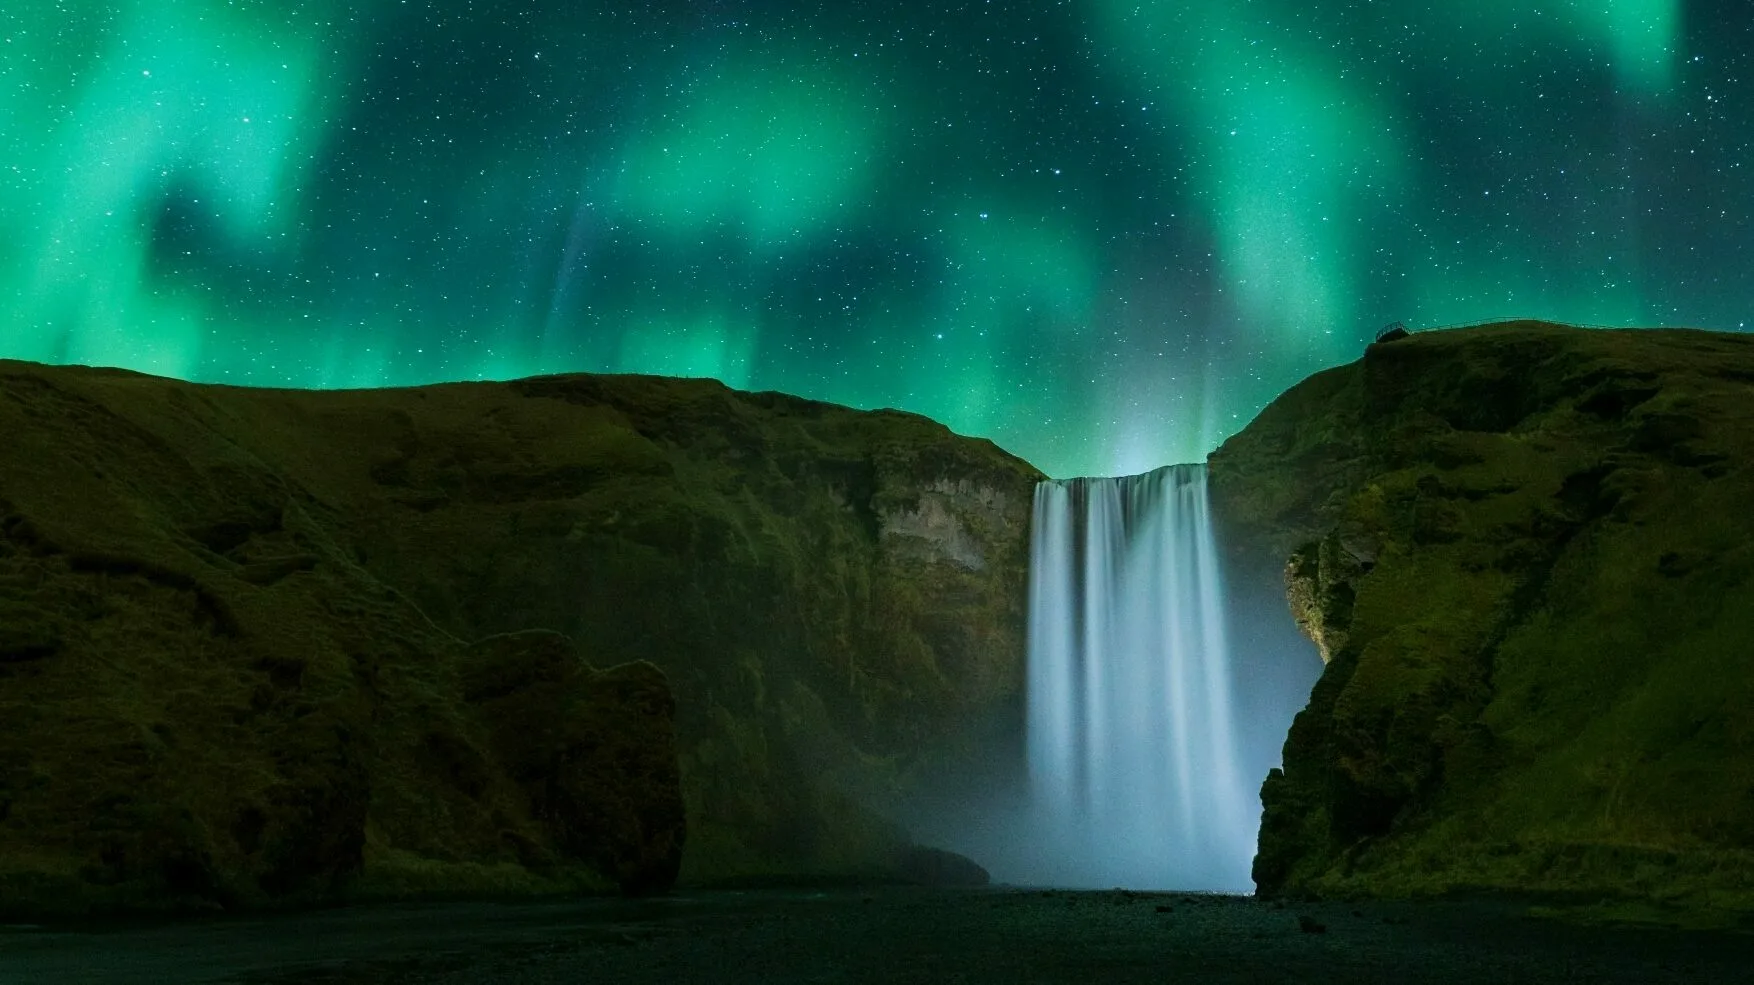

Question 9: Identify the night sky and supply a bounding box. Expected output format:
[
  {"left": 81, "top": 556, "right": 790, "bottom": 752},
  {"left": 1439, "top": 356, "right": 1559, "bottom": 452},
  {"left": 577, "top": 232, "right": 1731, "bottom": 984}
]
[{"left": 4, "top": 1, "right": 1749, "bottom": 477}]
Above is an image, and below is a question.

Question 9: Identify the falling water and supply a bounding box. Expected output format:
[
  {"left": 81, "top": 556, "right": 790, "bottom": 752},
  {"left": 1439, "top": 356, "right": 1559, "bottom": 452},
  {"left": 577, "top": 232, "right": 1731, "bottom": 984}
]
[{"left": 1026, "top": 463, "right": 1255, "bottom": 890}]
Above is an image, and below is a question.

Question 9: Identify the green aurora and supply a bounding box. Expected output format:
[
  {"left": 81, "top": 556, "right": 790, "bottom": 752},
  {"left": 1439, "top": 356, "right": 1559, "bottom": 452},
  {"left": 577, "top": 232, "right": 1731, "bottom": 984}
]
[{"left": 3, "top": 0, "right": 1747, "bottom": 476}]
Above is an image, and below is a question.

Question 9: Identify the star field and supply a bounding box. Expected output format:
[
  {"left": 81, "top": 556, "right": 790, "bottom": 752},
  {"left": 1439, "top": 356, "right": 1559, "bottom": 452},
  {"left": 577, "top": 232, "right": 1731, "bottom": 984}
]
[{"left": 3, "top": 0, "right": 1749, "bottom": 476}]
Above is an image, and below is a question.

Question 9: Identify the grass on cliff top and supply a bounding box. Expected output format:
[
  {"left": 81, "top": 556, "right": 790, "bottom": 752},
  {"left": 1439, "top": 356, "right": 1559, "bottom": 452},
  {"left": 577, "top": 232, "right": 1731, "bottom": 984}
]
[{"left": 1222, "top": 321, "right": 1754, "bottom": 914}]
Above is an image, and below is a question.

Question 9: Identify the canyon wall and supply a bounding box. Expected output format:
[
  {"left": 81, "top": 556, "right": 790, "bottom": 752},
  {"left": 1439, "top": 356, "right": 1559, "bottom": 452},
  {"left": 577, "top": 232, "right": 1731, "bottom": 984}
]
[
  {"left": 0, "top": 361, "right": 1038, "bottom": 913},
  {"left": 1210, "top": 321, "right": 1754, "bottom": 910}
]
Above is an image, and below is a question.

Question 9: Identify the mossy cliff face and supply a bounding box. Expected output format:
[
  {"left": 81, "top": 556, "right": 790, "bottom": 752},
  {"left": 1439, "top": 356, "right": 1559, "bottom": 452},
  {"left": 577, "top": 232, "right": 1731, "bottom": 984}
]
[
  {"left": 1209, "top": 321, "right": 1754, "bottom": 908},
  {"left": 0, "top": 363, "right": 1038, "bottom": 908},
  {"left": 0, "top": 364, "right": 686, "bottom": 915},
  {"left": 343, "top": 374, "right": 1041, "bottom": 880}
]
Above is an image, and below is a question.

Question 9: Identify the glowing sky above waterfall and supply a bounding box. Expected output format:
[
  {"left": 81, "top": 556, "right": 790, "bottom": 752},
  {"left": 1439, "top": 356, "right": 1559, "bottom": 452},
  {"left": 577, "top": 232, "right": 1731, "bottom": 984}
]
[{"left": 3, "top": 1, "right": 1750, "bottom": 476}]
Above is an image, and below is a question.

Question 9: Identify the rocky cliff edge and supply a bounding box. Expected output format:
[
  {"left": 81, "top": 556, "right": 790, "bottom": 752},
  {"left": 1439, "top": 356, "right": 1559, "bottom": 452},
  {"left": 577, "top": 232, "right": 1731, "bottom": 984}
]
[{"left": 1210, "top": 321, "right": 1754, "bottom": 912}]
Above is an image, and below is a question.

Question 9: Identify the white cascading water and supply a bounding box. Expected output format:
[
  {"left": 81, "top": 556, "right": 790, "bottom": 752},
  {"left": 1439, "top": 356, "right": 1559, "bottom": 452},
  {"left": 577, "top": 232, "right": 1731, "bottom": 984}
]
[{"left": 1026, "top": 463, "right": 1255, "bottom": 890}]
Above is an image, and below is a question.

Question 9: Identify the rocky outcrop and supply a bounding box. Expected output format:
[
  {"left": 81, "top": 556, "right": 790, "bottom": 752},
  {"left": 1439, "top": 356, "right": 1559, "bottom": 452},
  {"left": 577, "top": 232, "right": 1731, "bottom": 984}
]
[
  {"left": 0, "top": 361, "right": 1038, "bottom": 911},
  {"left": 895, "top": 846, "right": 991, "bottom": 887},
  {"left": 1210, "top": 321, "right": 1754, "bottom": 909}
]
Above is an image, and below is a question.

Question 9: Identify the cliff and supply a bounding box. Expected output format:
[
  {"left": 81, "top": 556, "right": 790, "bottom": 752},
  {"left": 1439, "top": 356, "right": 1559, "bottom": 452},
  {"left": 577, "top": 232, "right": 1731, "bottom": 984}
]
[
  {"left": 1209, "top": 321, "right": 1754, "bottom": 910},
  {"left": 0, "top": 361, "right": 1039, "bottom": 913}
]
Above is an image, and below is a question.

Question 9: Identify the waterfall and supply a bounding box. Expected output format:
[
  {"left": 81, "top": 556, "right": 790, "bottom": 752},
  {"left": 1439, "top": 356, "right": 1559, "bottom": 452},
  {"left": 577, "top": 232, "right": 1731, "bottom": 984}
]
[{"left": 1025, "top": 463, "right": 1255, "bottom": 890}]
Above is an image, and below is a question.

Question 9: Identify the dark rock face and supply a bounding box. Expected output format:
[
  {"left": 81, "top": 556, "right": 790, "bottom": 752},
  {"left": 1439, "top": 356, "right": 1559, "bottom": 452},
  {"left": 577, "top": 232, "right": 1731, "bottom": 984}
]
[
  {"left": 1210, "top": 322, "right": 1754, "bottom": 909},
  {"left": 896, "top": 846, "right": 991, "bottom": 887},
  {"left": 0, "top": 365, "right": 686, "bottom": 915},
  {"left": 460, "top": 633, "right": 685, "bottom": 896},
  {"left": 0, "top": 361, "right": 1037, "bottom": 911}
]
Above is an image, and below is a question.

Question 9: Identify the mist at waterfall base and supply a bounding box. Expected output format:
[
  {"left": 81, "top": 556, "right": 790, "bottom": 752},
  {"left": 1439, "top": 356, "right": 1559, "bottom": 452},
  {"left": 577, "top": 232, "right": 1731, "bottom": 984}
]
[{"left": 900, "top": 464, "right": 1320, "bottom": 891}]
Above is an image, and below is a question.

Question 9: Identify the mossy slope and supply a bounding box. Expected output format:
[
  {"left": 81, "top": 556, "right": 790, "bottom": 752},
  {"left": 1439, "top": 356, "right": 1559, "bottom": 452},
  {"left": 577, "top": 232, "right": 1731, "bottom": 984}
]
[
  {"left": 337, "top": 373, "right": 1042, "bottom": 881},
  {"left": 0, "top": 362, "right": 1038, "bottom": 910},
  {"left": 1210, "top": 321, "right": 1754, "bottom": 909}
]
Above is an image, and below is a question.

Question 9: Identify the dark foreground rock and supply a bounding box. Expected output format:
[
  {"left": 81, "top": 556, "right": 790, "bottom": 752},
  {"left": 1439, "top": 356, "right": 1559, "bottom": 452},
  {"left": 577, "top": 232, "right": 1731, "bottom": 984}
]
[
  {"left": 1210, "top": 321, "right": 1754, "bottom": 910},
  {"left": 0, "top": 360, "right": 1038, "bottom": 910},
  {"left": 895, "top": 846, "right": 990, "bottom": 886}
]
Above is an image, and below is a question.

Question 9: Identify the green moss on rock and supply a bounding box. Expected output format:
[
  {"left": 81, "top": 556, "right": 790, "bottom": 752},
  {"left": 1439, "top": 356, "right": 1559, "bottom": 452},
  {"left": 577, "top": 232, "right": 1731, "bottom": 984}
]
[
  {"left": 0, "top": 361, "right": 1038, "bottom": 911},
  {"left": 1211, "top": 321, "right": 1754, "bottom": 912}
]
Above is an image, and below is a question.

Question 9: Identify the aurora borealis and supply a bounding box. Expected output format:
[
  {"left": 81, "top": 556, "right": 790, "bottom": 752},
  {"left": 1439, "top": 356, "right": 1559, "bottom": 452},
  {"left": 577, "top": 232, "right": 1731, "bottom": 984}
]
[{"left": 3, "top": 1, "right": 1748, "bottom": 477}]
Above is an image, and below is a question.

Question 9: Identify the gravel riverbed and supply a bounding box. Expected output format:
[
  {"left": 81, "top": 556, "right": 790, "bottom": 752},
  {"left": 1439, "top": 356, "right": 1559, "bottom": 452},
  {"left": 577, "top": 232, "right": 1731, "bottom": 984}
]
[{"left": 3, "top": 888, "right": 1750, "bottom": 984}]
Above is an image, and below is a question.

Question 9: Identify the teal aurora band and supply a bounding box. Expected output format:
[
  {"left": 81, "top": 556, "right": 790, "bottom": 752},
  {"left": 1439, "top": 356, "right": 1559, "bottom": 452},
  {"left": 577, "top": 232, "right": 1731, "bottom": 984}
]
[{"left": 2, "top": 0, "right": 1746, "bottom": 476}]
